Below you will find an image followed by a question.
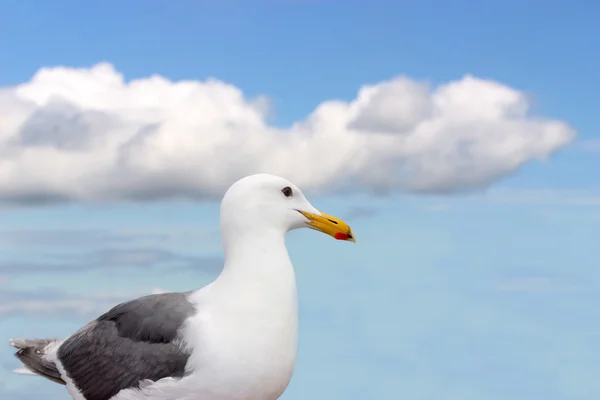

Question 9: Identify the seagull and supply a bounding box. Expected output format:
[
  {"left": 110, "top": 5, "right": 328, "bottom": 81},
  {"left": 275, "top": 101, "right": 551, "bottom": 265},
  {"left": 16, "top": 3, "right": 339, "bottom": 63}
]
[{"left": 9, "top": 173, "right": 355, "bottom": 400}]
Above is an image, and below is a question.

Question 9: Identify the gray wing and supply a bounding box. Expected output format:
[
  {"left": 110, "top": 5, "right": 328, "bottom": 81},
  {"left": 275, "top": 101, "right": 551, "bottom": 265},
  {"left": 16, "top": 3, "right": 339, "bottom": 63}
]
[{"left": 57, "top": 292, "right": 196, "bottom": 400}]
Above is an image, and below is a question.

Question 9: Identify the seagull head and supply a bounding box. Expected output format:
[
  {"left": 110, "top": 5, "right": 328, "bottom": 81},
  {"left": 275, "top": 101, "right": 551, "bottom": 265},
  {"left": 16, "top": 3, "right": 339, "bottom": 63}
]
[{"left": 220, "top": 173, "right": 355, "bottom": 242}]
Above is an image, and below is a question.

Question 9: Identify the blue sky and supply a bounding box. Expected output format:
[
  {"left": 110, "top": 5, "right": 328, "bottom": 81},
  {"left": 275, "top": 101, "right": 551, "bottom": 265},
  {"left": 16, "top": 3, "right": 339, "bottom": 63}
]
[{"left": 1, "top": 1, "right": 599, "bottom": 399}]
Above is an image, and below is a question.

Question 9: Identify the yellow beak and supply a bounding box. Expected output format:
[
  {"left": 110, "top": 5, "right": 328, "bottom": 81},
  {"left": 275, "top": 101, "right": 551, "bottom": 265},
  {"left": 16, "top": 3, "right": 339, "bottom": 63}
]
[{"left": 296, "top": 210, "right": 356, "bottom": 242}]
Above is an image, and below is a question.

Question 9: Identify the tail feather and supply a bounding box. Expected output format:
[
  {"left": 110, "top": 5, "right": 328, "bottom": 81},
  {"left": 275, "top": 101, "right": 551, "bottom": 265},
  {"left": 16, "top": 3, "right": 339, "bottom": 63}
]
[{"left": 9, "top": 338, "right": 66, "bottom": 385}]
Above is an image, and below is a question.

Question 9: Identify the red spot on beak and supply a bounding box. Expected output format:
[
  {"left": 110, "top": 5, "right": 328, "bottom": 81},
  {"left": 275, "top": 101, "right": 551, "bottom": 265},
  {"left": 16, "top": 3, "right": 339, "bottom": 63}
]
[{"left": 334, "top": 232, "right": 349, "bottom": 240}]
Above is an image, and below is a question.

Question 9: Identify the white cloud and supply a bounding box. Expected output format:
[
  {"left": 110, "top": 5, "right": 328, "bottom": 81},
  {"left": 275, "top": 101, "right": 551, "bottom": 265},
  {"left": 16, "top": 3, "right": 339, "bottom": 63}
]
[{"left": 0, "top": 63, "right": 576, "bottom": 204}]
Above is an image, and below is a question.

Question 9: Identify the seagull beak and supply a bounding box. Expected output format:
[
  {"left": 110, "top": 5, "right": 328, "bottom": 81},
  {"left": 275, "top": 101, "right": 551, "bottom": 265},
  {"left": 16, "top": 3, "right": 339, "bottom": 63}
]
[{"left": 296, "top": 210, "right": 356, "bottom": 243}]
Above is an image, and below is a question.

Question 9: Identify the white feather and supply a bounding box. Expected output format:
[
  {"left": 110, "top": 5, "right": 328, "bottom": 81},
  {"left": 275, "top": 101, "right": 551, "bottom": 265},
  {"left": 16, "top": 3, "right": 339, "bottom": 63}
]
[{"left": 13, "top": 367, "right": 36, "bottom": 376}]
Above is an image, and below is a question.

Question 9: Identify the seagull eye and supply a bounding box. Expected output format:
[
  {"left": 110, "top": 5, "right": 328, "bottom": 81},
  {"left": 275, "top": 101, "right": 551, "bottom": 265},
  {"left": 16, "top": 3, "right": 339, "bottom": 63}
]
[{"left": 281, "top": 186, "right": 293, "bottom": 198}]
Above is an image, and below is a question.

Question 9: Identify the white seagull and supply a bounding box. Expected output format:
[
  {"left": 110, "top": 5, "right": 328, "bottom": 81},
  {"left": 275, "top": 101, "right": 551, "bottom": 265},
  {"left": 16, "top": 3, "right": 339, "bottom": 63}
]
[{"left": 9, "top": 173, "right": 355, "bottom": 400}]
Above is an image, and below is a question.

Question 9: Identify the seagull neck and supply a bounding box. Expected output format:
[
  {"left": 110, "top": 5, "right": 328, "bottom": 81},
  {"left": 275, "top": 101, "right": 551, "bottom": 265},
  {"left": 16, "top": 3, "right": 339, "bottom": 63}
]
[{"left": 219, "top": 229, "right": 292, "bottom": 279}]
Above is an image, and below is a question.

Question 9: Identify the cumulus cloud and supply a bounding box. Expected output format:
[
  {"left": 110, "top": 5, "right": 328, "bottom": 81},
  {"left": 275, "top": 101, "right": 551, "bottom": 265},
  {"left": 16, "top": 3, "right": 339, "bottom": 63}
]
[{"left": 0, "top": 63, "right": 576, "bottom": 204}]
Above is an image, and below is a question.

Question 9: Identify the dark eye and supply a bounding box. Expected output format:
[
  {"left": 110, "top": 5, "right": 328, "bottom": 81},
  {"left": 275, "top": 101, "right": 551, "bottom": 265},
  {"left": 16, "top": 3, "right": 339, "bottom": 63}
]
[{"left": 281, "top": 186, "right": 293, "bottom": 198}]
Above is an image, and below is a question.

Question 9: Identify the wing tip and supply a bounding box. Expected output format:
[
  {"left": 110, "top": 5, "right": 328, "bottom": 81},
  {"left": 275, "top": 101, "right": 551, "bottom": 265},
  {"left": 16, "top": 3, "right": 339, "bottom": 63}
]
[{"left": 9, "top": 338, "right": 28, "bottom": 349}]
